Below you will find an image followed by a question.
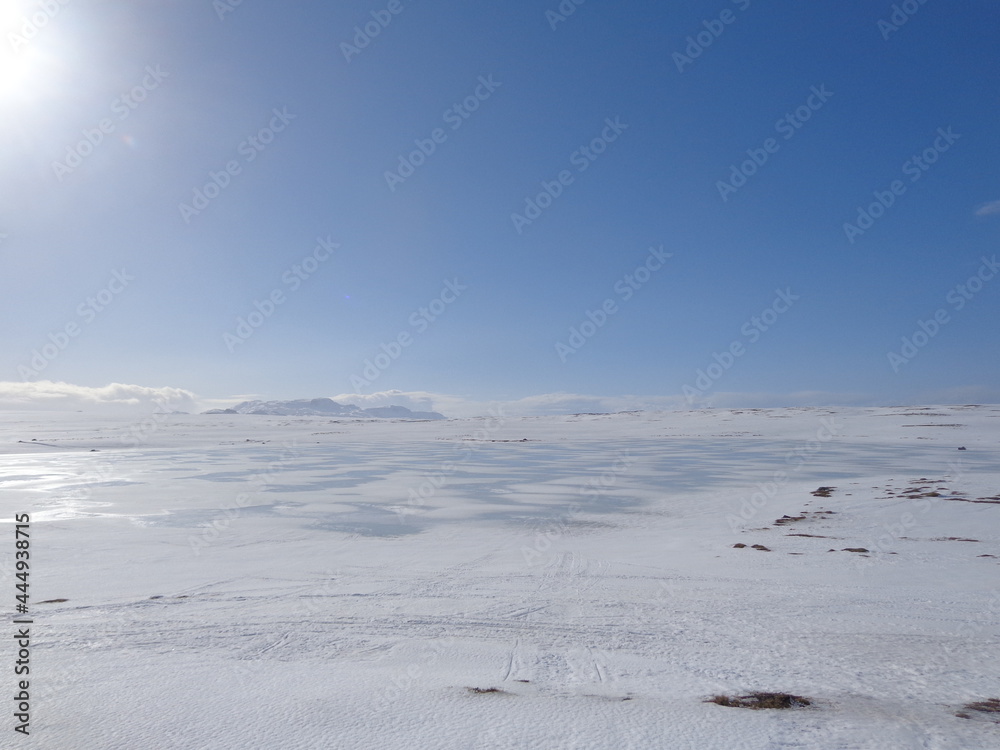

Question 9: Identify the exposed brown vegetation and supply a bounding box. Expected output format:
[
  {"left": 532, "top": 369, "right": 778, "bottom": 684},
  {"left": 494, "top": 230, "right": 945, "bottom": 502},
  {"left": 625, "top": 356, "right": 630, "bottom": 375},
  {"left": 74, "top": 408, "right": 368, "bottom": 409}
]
[
  {"left": 774, "top": 515, "right": 806, "bottom": 526},
  {"left": 929, "top": 537, "right": 979, "bottom": 542},
  {"left": 708, "top": 692, "right": 811, "bottom": 709},
  {"left": 957, "top": 698, "right": 1000, "bottom": 721}
]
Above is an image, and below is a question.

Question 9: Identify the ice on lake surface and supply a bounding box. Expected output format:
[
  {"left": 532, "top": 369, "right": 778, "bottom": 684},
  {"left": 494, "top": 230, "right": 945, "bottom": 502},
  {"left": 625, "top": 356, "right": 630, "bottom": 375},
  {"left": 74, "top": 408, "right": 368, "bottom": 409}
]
[{"left": 1, "top": 405, "right": 998, "bottom": 749}]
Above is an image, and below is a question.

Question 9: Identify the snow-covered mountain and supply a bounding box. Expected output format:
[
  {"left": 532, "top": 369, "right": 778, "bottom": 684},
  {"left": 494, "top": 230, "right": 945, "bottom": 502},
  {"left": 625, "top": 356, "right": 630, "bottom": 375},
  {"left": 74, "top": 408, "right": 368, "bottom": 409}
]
[{"left": 203, "top": 397, "right": 445, "bottom": 420}]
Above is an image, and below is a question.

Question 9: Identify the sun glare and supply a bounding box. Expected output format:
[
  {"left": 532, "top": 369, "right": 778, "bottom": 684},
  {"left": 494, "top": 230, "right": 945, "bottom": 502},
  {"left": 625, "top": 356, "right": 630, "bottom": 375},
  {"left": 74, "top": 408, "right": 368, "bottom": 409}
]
[
  {"left": 0, "top": 0, "right": 67, "bottom": 103},
  {"left": 1, "top": 47, "right": 42, "bottom": 100}
]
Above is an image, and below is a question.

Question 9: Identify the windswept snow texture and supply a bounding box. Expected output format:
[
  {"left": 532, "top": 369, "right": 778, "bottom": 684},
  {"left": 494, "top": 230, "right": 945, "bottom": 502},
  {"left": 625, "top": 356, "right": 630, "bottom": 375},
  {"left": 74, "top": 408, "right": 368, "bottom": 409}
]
[{"left": 2, "top": 405, "right": 999, "bottom": 749}]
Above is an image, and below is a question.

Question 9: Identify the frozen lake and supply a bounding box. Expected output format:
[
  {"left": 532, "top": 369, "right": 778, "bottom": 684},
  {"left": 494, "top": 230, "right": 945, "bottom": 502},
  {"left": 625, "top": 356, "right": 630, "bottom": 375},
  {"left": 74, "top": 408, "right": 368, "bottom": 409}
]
[{"left": 2, "top": 405, "right": 998, "bottom": 748}]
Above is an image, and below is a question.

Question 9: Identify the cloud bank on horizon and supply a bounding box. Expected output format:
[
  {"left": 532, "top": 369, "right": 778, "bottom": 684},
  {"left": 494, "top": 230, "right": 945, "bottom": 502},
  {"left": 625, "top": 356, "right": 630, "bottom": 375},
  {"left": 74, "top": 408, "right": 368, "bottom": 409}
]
[
  {"left": 0, "top": 381, "right": 197, "bottom": 414},
  {"left": 2, "top": 382, "right": 999, "bottom": 419}
]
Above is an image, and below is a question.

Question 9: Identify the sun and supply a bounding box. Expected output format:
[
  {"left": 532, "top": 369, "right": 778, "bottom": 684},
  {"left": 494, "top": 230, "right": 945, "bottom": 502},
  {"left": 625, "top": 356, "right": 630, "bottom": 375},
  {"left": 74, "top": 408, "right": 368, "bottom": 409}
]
[
  {"left": 0, "top": 1, "right": 66, "bottom": 103},
  {"left": 1, "top": 46, "right": 42, "bottom": 101}
]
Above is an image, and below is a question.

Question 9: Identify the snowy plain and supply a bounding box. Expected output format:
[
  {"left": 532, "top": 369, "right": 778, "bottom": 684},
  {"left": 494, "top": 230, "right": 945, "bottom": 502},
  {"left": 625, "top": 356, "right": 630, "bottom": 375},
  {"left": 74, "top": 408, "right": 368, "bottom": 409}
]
[{"left": 1, "top": 404, "right": 998, "bottom": 749}]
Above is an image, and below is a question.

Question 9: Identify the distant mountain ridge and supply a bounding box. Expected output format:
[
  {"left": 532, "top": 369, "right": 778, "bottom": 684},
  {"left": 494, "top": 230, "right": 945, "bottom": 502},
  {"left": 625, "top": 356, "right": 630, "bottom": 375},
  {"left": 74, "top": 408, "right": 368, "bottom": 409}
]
[{"left": 203, "top": 397, "right": 445, "bottom": 420}]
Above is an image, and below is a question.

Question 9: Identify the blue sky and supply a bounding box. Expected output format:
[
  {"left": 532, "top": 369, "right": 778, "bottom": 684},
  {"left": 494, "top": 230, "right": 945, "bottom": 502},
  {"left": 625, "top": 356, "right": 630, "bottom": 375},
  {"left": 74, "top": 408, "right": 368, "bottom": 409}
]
[{"left": 1, "top": 0, "right": 998, "bottom": 416}]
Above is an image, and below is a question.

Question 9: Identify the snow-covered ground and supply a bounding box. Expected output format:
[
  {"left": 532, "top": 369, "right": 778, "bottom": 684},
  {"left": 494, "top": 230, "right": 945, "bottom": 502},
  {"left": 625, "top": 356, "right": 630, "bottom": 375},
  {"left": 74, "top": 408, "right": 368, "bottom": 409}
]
[{"left": 2, "top": 405, "right": 998, "bottom": 749}]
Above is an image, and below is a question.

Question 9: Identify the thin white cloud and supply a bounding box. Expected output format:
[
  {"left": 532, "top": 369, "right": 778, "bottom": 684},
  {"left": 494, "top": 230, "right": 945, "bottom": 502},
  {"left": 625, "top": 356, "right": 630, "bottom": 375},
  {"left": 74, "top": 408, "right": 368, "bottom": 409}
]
[
  {"left": 0, "top": 381, "right": 197, "bottom": 414},
  {"left": 974, "top": 200, "right": 1000, "bottom": 217}
]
